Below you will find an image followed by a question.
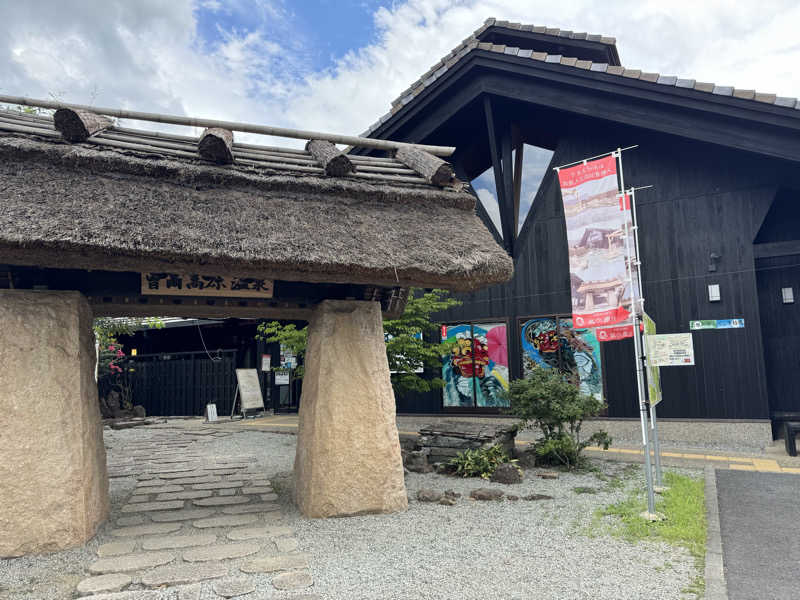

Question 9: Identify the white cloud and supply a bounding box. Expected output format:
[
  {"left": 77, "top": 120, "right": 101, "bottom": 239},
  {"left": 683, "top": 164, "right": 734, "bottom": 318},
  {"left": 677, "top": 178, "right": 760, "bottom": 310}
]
[{"left": 1, "top": 0, "right": 799, "bottom": 149}]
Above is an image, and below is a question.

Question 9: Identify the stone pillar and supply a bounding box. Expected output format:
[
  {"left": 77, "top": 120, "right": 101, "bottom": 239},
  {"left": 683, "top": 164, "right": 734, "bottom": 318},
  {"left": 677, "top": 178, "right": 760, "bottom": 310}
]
[
  {"left": 294, "top": 300, "right": 408, "bottom": 517},
  {"left": 0, "top": 291, "right": 109, "bottom": 557}
]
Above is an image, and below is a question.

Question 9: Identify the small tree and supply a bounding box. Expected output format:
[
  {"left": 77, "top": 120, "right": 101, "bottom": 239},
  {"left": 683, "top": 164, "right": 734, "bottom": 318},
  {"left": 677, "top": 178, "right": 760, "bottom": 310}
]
[
  {"left": 255, "top": 321, "right": 308, "bottom": 378},
  {"left": 93, "top": 317, "right": 164, "bottom": 411},
  {"left": 508, "top": 365, "right": 611, "bottom": 468},
  {"left": 255, "top": 289, "right": 461, "bottom": 395}
]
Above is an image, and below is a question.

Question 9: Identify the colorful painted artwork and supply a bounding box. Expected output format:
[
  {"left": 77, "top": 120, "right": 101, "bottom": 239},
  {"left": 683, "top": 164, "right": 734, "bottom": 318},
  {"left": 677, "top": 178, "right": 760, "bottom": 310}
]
[
  {"left": 520, "top": 317, "right": 603, "bottom": 401},
  {"left": 442, "top": 323, "right": 510, "bottom": 408}
]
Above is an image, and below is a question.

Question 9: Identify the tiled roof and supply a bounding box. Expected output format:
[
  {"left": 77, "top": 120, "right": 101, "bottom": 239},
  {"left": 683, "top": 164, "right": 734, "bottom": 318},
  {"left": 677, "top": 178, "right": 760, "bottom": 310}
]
[{"left": 360, "top": 17, "right": 800, "bottom": 137}]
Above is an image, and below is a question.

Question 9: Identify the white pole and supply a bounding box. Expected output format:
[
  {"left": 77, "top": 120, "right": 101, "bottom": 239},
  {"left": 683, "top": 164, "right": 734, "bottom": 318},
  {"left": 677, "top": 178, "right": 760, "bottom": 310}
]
[
  {"left": 630, "top": 187, "right": 664, "bottom": 488},
  {"left": 617, "top": 152, "right": 656, "bottom": 515}
]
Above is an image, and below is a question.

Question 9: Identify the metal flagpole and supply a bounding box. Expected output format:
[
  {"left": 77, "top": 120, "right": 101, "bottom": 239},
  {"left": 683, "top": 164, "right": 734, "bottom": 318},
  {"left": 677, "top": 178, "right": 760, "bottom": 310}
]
[
  {"left": 630, "top": 187, "right": 664, "bottom": 489},
  {"left": 616, "top": 151, "right": 657, "bottom": 516}
]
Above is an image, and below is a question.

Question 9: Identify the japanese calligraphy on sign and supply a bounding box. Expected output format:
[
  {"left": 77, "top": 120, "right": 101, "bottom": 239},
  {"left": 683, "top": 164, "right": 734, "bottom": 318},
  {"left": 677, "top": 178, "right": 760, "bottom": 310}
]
[{"left": 141, "top": 272, "right": 274, "bottom": 298}]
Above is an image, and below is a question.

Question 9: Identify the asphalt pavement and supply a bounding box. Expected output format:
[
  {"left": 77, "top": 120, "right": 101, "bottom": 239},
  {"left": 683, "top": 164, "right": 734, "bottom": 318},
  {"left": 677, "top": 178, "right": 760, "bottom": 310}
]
[{"left": 716, "top": 470, "right": 800, "bottom": 600}]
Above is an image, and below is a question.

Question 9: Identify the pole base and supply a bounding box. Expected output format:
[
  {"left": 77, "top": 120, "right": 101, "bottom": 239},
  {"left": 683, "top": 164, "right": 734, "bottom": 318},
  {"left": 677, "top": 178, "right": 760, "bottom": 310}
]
[
  {"left": 640, "top": 511, "right": 666, "bottom": 522},
  {"left": 654, "top": 486, "right": 670, "bottom": 494}
]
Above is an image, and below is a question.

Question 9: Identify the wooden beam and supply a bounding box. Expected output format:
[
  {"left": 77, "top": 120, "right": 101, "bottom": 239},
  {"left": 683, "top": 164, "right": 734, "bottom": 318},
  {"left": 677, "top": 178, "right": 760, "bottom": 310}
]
[
  {"left": 198, "top": 128, "right": 234, "bottom": 164},
  {"left": 483, "top": 96, "right": 511, "bottom": 254},
  {"left": 53, "top": 108, "right": 112, "bottom": 142},
  {"left": 512, "top": 126, "right": 523, "bottom": 236},
  {"left": 500, "top": 126, "right": 516, "bottom": 252},
  {"left": 394, "top": 146, "right": 454, "bottom": 186},
  {"left": 0, "top": 94, "right": 456, "bottom": 156},
  {"left": 754, "top": 240, "right": 800, "bottom": 259},
  {"left": 306, "top": 139, "right": 355, "bottom": 176}
]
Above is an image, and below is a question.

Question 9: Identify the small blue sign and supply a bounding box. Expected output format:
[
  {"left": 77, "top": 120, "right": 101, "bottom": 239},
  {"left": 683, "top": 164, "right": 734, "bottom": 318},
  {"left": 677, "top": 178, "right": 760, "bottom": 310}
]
[{"left": 715, "top": 319, "right": 744, "bottom": 329}]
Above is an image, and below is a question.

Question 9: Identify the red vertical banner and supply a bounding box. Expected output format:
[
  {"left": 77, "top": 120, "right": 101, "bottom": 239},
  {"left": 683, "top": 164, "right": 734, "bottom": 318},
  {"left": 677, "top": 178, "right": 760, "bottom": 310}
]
[{"left": 557, "top": 156, "right": 636, "bottom": 330}]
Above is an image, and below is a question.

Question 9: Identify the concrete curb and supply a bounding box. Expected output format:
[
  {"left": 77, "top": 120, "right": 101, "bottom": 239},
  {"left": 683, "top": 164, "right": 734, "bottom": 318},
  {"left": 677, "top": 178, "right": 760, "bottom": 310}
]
[{"left": 704, "top": 465, "right": 727, "bottom": 600}]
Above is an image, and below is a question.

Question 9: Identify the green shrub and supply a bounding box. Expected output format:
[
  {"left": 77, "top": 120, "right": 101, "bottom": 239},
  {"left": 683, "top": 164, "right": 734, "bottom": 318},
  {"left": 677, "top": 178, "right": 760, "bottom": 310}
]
[
  {"left": 508, "top": 366, "right": 611, "bottom": 469},
  {"left": 447, "top": 444, "right": 517, "bottom": 479}
]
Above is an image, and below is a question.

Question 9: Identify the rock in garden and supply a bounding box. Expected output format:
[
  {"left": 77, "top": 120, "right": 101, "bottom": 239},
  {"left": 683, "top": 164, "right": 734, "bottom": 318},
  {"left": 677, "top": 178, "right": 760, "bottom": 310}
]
[
  {"left": 470, "top": 488, "right": 504, "bottom": 501},
  {"left": 490, "top": 462, "right": 523, "bottom": 484},
  {"left": 538, "top": 471, "right": 559, "bottom": 479},
  {"left": 417, "top": 488, "right": 443, "bottom": 503},
  {"left": 132, "top": 405, "right": 146, "bottom": 418},
  {"left": 506, "top": 494, "right": 520, "bottom": 501},
  {"left": 405, "top": 450, "right": 433, "bottom": 473},
  {"left": 444, "top": 490, "right": 461, "bottom": 500},
  {"left": 523, "top": 493, "right": 554, "bottom": 501},
  {"left": 439, "top": 496, "right": 457, "bottom": 506}
]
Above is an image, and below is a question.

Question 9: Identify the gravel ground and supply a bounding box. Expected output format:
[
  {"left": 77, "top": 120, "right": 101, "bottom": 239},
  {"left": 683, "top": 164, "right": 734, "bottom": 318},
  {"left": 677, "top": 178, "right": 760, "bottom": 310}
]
[{"left": 0, "top": 425, "right": 701, "bottom": 600}]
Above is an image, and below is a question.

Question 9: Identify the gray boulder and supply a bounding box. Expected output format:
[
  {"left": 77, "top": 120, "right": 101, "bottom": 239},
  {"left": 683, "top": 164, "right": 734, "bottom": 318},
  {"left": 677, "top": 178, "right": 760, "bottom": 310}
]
[
  {"left": 417, "top": 489, "right": 443, "bottom": 503},
  {"left": 490, "top": 462, "right": 523, "bottom": 484},
  {"left": 470, "top": 488, "right": 504, "bottom": 501}
]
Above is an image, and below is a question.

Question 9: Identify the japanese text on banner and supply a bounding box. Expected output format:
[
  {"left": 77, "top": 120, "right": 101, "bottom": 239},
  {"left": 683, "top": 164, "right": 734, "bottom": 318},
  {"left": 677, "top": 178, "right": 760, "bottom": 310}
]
[{"left": 557, "top": 156, "right": 639, "bottom": 329}]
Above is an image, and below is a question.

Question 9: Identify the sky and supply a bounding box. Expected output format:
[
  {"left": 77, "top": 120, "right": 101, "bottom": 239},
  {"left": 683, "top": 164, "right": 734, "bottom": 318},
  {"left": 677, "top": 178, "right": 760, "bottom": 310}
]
[{"left": 3, "top": 0, "right": 800, "bottom": 230}]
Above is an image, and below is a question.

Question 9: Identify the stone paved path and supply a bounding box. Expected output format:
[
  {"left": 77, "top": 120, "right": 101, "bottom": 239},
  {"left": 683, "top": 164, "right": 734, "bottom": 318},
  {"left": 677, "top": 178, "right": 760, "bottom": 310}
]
[{"left": 76, "top": 426, "right": 318, "bottom": 599}]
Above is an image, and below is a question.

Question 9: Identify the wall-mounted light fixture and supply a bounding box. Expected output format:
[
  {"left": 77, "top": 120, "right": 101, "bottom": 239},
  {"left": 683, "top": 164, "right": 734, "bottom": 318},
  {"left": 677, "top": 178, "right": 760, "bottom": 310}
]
[
  {"left": 708, "top": 284, "right": 721, "bottom": 302},
  {"left": 708, "top": 252, "right": 721, "bottom": 273},
  {"left": 782, "top": 287, "right": 795, "bottom": 304}
]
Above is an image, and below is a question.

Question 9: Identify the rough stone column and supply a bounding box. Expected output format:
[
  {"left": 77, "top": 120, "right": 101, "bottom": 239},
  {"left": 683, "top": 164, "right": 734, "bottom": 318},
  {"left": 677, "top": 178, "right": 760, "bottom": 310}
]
[
  {"left": 294, "top": 300, "right": 408, "bottom": 517},
  {"left": 0, "top": 291, "right": 109, "bottom": 557}
]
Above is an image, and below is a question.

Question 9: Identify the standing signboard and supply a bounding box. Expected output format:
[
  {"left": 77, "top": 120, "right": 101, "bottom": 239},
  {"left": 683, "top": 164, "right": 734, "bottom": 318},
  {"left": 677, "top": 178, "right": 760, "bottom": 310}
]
[{"left": 230, "top": 368, "right": 265, "bottom": 418}]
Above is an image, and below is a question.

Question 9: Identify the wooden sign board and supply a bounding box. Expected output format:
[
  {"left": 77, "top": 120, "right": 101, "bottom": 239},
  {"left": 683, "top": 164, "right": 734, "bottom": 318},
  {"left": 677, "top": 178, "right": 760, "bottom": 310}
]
[
  {"left": 235, "top": 369, "right": 265, "bottom": 412},
  {"left": 141, "top": 272, "right": 273, "bottom": 298}
]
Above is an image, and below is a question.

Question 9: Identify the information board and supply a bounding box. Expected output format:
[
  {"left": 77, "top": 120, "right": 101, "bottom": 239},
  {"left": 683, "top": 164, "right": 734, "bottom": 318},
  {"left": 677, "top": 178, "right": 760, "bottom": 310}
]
[
  {"left": 235, "top": 369, "right": 265, "bottom": 412},
  {"left": 274, "top": 371, "right": 290, "bottom": 386},
  {"left": 646, "top": 333, "right": 695, "bottom": 366}
]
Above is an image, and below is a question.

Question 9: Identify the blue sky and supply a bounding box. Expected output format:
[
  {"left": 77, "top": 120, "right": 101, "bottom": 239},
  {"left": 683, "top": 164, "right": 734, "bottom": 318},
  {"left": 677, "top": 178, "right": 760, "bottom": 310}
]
[{"left": 193, "top": 0, "right": 395, "bottom": 72}]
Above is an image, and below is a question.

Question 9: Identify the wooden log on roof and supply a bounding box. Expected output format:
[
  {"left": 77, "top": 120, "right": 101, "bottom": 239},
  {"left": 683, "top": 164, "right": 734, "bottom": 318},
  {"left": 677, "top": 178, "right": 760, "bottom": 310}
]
[
  {"left": 394, "top": 146, "right": 454, "bottom": 186},
  {"left": 198, "top": 128, "right": 234, "bottom": 164},
  {"left": 306, "top": 139, "right": 355, "bottom": 176},
  {"left": 53, "top": 108, "right": 112, "bottom": 142}
]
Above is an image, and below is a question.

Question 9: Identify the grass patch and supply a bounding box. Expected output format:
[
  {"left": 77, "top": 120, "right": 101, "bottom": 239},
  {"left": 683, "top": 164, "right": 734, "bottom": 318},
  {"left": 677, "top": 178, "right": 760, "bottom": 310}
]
[
  {"left": 598, "top": 471, "right": 706, "bottom": 558},
  {"left": 573, "top": 486, "right": 600, "bottom": 494},
  {"left": 595, "top": 471, "right": 707, "bottom": 598}
]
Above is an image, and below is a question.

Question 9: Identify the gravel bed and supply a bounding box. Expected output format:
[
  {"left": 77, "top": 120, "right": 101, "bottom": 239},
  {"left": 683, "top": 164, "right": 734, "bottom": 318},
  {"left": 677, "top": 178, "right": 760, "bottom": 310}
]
[{"left": 0, "top": 424, "right": 702, "bottom": 600}]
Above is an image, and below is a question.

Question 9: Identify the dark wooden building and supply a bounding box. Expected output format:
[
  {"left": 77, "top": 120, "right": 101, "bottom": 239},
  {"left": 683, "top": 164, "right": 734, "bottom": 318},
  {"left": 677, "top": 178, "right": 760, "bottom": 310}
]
[{"left": 354, "top": 18, "right": 800, "bottom": 441}]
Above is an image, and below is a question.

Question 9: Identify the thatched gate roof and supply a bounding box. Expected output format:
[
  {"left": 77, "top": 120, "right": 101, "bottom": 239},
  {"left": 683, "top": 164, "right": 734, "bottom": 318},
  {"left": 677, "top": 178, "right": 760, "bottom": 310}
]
[{"left": 0, "top": 107, "right": 512, "bottom": 293}]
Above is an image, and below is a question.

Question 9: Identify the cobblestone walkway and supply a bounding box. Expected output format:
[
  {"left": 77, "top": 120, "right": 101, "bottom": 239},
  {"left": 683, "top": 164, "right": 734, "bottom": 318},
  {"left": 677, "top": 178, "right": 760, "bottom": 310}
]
[{"left": 77, "top": 426, "right": 316, "bottom": 599}]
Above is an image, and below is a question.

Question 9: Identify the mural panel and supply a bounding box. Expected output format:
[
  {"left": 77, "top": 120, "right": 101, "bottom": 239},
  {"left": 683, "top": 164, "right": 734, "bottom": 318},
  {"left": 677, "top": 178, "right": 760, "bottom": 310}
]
[
  {"left": 442, "top": 323, "right": 510, "bottom": 408},
  {"left": 520, "top": 317, "right": 603, "bottom": 401}
]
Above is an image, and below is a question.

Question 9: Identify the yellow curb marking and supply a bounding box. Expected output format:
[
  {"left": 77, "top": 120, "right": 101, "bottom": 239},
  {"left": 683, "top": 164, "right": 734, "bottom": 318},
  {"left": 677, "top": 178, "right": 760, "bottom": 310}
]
[
  {"left": 751, "top": 459, "right": 782, "bottom": 472},
  {"left": 729, "top": 464, "right": 757, "bottom": 471}
]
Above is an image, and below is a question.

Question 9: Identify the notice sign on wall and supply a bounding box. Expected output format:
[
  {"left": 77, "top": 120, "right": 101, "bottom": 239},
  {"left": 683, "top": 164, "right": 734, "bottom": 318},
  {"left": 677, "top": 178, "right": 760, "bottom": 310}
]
[
  {"left": 141, "top": 272, "right": 273, "bottom": 298},
  {"left": 646, "top": 333, "right": 695, "bottom": 366},
  {"left": 274, "top": 371, "right": 290, "bottom": 386}
]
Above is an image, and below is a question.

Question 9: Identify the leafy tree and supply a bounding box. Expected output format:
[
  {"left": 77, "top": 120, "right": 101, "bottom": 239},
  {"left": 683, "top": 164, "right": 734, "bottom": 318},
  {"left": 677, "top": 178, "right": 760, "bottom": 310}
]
[
  {"left": 255, "top": 289, "right": 461, "bottom": 395},
  {"left": 255, "top": 321, "right": 308, "bottom": 378},
  {"left": 507, "top": 365, "right": 611, "bottom": 468},
  {"left": 93, "top": 317, "right": 164, "bottom": 348}
]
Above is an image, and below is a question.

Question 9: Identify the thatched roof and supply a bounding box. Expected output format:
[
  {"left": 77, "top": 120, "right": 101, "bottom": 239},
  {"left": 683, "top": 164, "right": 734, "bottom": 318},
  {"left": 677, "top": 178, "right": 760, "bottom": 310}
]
[{"left": 0, "top": 110, "right": 512, "bottom": 292}]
